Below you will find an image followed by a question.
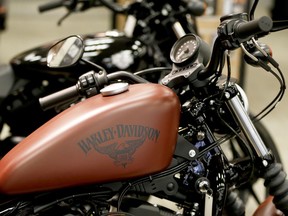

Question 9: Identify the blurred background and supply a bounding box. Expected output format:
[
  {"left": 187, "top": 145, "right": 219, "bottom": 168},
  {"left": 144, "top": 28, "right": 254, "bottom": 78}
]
[
  {"left": 0, "top": 0, "right": 287, "bottom": 214},
  {"left": 0, "top": 0, "right": 111, "bottom": 63}
]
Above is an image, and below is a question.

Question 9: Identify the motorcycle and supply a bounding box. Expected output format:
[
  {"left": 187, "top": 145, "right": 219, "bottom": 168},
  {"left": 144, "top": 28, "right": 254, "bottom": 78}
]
[
  {"left": 0, "top": 0, "right": 287, "bottom": 215},
  {"left": 0, "top": 1, "right": 282, "bottom": 204},
  {"left": 0, "top": 0, "right": 205, "bottom": 143}
]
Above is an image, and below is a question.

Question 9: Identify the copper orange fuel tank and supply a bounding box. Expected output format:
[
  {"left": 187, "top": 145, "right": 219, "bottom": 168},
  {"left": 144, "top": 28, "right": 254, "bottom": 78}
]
[{"left": 0, "top": 83, "right": 181, "bottom": 194}]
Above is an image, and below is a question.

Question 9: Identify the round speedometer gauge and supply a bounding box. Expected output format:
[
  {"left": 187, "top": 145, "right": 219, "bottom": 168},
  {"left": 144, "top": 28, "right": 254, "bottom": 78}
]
[{"left": 170, "top": 34, "right": 200, "bottom": 65}]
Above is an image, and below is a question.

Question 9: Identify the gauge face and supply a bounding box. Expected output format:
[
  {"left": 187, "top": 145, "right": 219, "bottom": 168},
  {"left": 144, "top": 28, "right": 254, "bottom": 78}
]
[{"left": 170, "top": 34, "right": 200, "bottom": 65}]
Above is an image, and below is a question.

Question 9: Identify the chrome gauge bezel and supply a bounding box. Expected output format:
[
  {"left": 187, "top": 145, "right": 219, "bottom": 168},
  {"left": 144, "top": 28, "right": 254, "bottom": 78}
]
[{"left": 170, "top": 34, "right": 200, "bottom": 66}]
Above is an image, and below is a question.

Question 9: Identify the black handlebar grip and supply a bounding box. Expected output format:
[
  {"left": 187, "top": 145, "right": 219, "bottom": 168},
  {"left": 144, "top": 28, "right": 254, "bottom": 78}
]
[
  {"left": 235, "top": 16, "right": 273, "bottom": 39},
  {"left": 39, "top": 1, "right": 64, "bottom": 13},
  {"left": 39, "top": 85, "right": 79, "bottom": 111},
  {"left": 186, "top": 1, "right": 206, "bottom": 16}
]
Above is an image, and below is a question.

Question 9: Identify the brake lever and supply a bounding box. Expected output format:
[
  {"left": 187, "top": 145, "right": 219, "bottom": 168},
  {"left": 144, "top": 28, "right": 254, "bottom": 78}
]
[
  {"left": 251, "top": 37, "right": 279, "bottom": 68},
  {"left": 240, "top": 42, "right": 271, "bottom": 72},
  {"left": 57, "top": 10, "right": 72, "bottom": 26},
  {"left": 57, "top": 0, "right": 98, "bottom": 25}
]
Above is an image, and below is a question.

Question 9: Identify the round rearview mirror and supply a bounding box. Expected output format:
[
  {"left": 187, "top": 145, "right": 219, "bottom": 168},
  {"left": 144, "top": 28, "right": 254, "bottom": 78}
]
[{"left": 47, "top": 35, "right": 84, "bottom": 68}]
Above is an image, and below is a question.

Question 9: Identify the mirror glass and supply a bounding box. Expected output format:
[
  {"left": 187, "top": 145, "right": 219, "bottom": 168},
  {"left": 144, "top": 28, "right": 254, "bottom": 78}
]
[{"left": 47, "top": 35, "right": 84, "bottom": 68}]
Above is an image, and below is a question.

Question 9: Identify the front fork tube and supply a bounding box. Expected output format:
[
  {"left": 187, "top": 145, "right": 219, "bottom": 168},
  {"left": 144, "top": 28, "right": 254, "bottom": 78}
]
[
  {"left": 226, "top": 94, "right": 273, "bottom": 162},
  {"left": 226, "top": 93, "right": 288, "bottom": 214}
]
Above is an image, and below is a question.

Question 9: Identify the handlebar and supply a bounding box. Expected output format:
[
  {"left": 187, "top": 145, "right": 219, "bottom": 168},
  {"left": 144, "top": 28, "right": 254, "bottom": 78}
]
[
  {"left": 38, "top": 0, "right": 206, "bottom": 17},
  {"left": 198, "top": 15, "right": 273, "bottom": 80},
  {"left": 39, "top": 85, "right": 79, "bottom": 111},
  {"left": 235, "top": 16, "right": 273, "bottom": 39},
  {"left": 39, "top": 70, "right": 148, "bottom": 111},
  {"left": 39, "top": 0, "right": 64, "bottom": 13},
  {"left": 39, "top": 0, "right": 128, "bottom": 13},
  {"left": 39, "top": 13, "right": 274, "bottom": 110}
]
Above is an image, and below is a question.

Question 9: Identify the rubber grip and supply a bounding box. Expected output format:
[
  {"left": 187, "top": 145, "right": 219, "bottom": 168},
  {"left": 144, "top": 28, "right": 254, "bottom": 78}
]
[
  {"left": 39, "top": 85, "right": 79, "bottom": 111},
  {"left": 39, "top": 1, "right": 64, "bottom": 13},
  {"left": 235, "top": 16, "right": 273, "bottom": 39}
]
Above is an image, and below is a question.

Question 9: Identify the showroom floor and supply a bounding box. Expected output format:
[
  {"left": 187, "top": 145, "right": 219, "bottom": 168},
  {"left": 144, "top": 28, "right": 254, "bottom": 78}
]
[{"left": 0, "top": 0, "right": 288, "bottom": 215}]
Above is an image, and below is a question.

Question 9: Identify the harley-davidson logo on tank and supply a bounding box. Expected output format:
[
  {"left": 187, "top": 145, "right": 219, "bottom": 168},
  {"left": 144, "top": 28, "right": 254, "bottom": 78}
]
[{"left": 78, "top": 124, "right": 160, "bottom": 167}]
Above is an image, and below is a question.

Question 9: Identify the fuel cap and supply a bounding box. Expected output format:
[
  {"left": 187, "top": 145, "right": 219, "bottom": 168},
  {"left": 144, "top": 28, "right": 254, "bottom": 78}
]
[{"left": 100, "top": 82, "right": 129, "bottom": 96}]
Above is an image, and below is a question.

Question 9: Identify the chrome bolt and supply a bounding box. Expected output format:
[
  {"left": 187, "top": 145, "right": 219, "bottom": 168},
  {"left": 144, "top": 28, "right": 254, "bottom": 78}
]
[
  {"left": 189, "top": 149, "right": 196, "bottom": 158},
  {"left": 225, "top": 92, "right": 230, "bottom": 99},
  {"left": 198, "top": 180, "right": 210, "bottom": 193},
  {"left": 262, "top": 160, "right": 268, "bottom": 167},
  {"left": 209, "top": 100, "right": 215, "bottom": 105},
  {"left": 162, "top": 80, "right": 168, "bottom": 85},
  {"left": 197, "top": 131, "right": 205, "bottom": 140}
]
